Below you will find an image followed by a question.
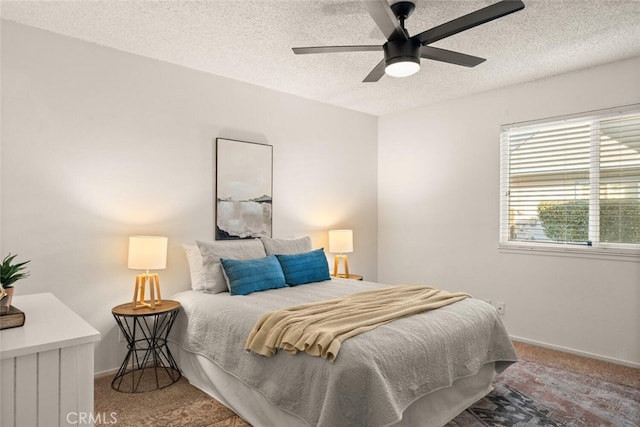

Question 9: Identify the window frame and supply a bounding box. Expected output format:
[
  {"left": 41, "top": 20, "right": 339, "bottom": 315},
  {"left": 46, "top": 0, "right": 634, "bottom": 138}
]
[{"left": 499, "top": 104, "right": 640, "bottom": 261}]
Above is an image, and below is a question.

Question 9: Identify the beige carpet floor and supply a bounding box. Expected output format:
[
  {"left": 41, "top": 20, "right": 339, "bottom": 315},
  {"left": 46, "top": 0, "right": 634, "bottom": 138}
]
[
  {"left": 512, "top": 341, "right": 639, "bottom": 389},
  {"left": 94, "top": 341, "right": 639, "bottom": 426}
]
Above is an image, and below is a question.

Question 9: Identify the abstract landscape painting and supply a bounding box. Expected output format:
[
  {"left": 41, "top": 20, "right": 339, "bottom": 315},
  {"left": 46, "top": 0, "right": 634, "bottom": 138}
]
[{"left": 215, "top": 138, "right": 272, "bottom": 240}]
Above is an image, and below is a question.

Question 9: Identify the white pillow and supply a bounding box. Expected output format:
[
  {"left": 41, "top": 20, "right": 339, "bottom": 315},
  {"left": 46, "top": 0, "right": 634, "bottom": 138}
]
[
  {"left": 196, "top": 239, "right": 267, "bottom": 293},
  {"left": 260, "top": 236, "right": 312, "bottom": 255},
  {"left": 183, "top": 244, "right": 206, "bottom": 291}
]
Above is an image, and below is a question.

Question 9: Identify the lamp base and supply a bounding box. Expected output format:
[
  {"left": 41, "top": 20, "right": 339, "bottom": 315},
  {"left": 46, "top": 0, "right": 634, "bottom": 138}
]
[
  {"left": 132, "top": 273, "right": 163, "bottom": 309},
  {"left": 333, "top": 254, "right": 350, "bottom": 278}
]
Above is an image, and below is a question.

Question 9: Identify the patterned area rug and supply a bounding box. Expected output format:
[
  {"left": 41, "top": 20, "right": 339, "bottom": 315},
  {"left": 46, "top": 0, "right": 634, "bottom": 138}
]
[
  {"left": 141, "top": 399, "right": 248, "bottom": 427},
  {"left": 470, "top": 383, "right": 565, "bottom": 426},
  {"left": 446, "top": 360, "right": 639, "bottom": 427},
  {"left": 96, "top": 358, "right": 639, "bottom": 426}
]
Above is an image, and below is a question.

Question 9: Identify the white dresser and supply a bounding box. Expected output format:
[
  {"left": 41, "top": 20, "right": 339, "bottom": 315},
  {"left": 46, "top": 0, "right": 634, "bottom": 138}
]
[{"left": 0, "top": 293, "right": 100, "bottom": 427}]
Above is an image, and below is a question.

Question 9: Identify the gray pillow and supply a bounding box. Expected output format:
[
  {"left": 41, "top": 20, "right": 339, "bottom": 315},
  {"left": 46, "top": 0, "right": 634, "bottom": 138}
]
[
  {"left": 260, "top": 236, "right": 312, "bottom": 255},
  {"left": 196, "top": 239, "right": 267, "bottom": 293}
]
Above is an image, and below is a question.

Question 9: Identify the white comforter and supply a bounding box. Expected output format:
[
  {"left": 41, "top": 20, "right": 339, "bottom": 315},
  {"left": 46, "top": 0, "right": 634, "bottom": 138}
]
[{"left": 170, "top": 279, "right": 518, "bottom": 427}]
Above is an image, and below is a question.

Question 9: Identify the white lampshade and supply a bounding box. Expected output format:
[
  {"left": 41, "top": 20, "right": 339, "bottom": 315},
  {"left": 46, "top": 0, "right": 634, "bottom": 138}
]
[
  {"left": 329, "top": 230, "right": 353, "bottom": 254},
  {"left": 128, "top": 236, "right": 168, "bottom": 271}
]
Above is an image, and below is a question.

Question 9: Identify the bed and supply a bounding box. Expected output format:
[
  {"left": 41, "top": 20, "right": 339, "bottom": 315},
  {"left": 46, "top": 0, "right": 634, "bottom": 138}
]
[{"left": 168, "top": 238, "right": 518, "bottom": 427}]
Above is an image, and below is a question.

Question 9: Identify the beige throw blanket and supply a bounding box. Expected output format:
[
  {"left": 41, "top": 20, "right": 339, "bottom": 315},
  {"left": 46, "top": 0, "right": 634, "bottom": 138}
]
[{"left": 245, "top": 285, "right": 470, "bottom": 362}]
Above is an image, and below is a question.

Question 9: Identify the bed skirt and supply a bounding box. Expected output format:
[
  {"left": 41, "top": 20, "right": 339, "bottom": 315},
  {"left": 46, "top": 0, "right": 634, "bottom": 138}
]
[{"left": 169, "top": 343, "right": 496, "bottom": 427}]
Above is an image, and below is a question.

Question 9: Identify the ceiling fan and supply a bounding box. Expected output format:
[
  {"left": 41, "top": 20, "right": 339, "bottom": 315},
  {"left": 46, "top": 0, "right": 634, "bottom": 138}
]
[{"left": 292, "top": 0, "right": 525, "bottom": 82}]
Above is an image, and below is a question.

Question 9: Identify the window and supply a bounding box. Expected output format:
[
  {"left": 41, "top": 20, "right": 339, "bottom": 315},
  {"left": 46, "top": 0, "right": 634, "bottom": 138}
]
[{"left": 500, "top": 106, "right": 640, "bottom": 258}]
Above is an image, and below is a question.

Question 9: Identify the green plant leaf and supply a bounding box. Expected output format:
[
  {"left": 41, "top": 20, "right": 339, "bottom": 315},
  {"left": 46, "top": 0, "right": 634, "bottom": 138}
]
[{"left": 1, "top": 253, "right": 31, "bottom": 287}]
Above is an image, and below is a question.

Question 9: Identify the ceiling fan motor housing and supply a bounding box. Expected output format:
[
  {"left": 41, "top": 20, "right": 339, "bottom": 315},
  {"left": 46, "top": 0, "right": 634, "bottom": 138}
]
[{"left": 383, "top": 38, "right": 421, "bottom": 68}]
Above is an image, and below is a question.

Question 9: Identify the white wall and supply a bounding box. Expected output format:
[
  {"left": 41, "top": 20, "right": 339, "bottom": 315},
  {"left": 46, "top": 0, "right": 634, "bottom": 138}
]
[
  {"left": 1, "top": 21, "right": 378, "bottom": 374},
  {"left": 378, "top": 56, "right": 640, "bottom": 366}
]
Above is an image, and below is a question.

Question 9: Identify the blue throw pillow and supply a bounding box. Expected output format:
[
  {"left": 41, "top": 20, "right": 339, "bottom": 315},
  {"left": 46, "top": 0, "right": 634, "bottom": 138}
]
[
  {"left": 220, "top": 255, "right": 287, "bottom": 296},
  {"left": 276, "top": 249, "right": 331, "bottom": 286}
]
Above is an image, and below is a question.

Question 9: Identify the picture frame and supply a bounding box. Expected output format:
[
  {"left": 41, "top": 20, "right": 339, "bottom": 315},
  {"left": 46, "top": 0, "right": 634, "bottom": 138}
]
[{"left": 215, "top": 138, "right": 273, "bottom": 240}]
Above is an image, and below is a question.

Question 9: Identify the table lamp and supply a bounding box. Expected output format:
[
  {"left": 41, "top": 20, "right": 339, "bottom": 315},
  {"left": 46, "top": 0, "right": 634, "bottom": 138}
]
[
  {"left": 128, "top": 236, "right": 167, "bottom": 309},
  {"left": 329, "top": 229, "right": 353, "bottom": 278}
]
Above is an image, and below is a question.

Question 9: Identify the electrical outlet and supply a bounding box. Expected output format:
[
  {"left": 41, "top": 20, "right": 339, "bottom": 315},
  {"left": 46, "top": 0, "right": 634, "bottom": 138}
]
[{"left": 496, "top": 301, "right": 506, "bottom": 316}]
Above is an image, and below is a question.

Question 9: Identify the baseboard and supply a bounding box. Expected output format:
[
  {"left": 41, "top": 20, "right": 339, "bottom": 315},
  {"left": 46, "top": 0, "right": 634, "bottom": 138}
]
[
  {"left": 511, "top": 335, "right": 640, "bottom": 369},
  {"left": 94, "top": 360, "right": 164, "bottom": 379},
  {"left": 95, "top": 368, "right": 119, "bottom": 379}
]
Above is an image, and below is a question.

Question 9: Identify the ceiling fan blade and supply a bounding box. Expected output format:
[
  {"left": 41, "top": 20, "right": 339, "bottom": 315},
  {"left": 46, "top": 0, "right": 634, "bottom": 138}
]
[
  {"left": 362, "top": 0, "right": 407, "bottom": 42},
  {"left": 414, "top": 0, "right": 525, "bottom": 45},
  {"left": 420, "top": 46, "right": 486, "bottom": 67},
  {"left": 363, "top": 59, "right": 386, "bottom": 82},
  {"left": 292, "top": 45, "right": 382, "bottom": 55}
]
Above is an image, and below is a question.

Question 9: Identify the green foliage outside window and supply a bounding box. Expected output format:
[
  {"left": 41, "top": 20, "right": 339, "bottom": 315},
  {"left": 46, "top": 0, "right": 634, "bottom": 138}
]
[{"left": 538, "top": 199, "right": 640, "bottom": 244}]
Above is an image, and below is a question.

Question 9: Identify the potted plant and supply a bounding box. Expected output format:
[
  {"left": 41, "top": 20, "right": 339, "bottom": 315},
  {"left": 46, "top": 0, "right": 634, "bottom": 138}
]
[{"left": 0, "top": 253, "right": 30, "bottom": 314}]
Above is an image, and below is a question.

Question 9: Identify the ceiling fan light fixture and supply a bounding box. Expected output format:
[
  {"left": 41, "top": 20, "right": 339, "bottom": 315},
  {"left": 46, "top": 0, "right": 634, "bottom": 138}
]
[
  {"left": 385, "top": 58, "right": 420, "bottom": 77},
  {"left": 383, "top": 39, "right": 421, "bottom": 78}
]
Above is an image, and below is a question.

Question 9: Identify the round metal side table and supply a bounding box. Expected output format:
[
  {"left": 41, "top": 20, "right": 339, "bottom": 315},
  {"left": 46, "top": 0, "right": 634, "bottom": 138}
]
[{"left": 111, "top": 300, "right": 181, "bottom": 393}]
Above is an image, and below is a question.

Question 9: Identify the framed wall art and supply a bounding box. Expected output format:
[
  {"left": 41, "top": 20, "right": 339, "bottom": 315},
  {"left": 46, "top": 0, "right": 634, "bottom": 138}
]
[{"left": 215, "top": 138, "right": 273, "bottom": 240}]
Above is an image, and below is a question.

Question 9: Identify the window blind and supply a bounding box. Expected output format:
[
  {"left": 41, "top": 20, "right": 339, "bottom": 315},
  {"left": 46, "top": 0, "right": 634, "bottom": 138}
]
[{"left": 500, "top": 107, "right": 640, "bottom": 253}]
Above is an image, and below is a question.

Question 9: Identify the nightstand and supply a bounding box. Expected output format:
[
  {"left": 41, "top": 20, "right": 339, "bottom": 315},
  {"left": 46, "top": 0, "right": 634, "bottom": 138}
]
[
  {"left": 333, "top": 274, "right": 363, "bottom": 281},
  {"left": 1, "top": 293, "right": 100, "bottom": 426},
  {"left": 111, "top": 300, "right": 181, "bottom": 393}
]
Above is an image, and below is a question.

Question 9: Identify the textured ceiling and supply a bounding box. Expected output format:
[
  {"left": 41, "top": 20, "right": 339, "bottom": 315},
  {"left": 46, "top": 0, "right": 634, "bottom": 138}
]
[{"left": 2, "top": 0, "right": 640, "bottom": 116}]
